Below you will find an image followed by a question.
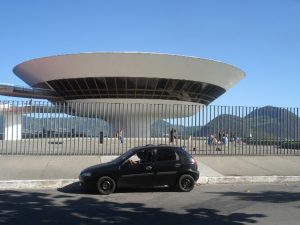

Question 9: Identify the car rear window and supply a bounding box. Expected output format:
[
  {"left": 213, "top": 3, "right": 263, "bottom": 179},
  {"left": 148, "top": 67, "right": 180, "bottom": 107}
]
[{"left": 156, "top": 148, "right": 179, "bottom": 162}]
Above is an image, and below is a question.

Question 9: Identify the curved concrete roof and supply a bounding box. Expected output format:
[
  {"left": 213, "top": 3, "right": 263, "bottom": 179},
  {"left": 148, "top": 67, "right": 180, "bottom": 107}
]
[{"left": 13, "top": 52, "right": 245, "bottom": 90}]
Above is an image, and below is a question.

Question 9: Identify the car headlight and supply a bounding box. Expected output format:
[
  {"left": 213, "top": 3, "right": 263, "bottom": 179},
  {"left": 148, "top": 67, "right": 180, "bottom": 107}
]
[{"left": 81, "top": 172, "right": 92, "bottom": 177}]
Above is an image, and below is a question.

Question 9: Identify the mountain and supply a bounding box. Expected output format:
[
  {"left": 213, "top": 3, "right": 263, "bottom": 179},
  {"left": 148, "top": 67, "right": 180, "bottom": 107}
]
[
  {"left": 151, "top": 106, "right": 300, "bottom": 139},
  {"left": 195, "top": 106, "right": 300, "bottom": 139}
]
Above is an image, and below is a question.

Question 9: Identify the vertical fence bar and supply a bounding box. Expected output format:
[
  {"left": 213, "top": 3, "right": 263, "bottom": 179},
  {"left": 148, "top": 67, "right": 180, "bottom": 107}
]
[
  {"left": 284, "top": 107, "right": 288, "bottom": 155},
  {"left": 287, "top": 107, "right": 290, "bottom": 156},
  {"left": 194, "top": 105, "right": 197, "bottom": 153},
  {"left": 11, "top": 101, "right": 14, "bottom": 154},
  {"left": 145, "top": 104, "right": 149, "bottom": 144},
  {"left": 50, "top": 103, "right": 54, "bottom": 155},
  {"left": 87, "top": 103, "right": 91, "bottom": 155},
  {"left": 27, "top": 102, "right": 32, "bottom": 155},
  {"left": 66, "top": 102, "right": 70, "bottom": 155},
  {"left": 62, "top": 102, "right": 66, "bottom": 155},
  {"left": 234, "top": 105, "right": 237, "bottom": 156},
  {"left": 276, "top": 107, "right": 279, "bottom": 155},
  {"left": 245, "top": 106, "right": 249, "bottom": 155},
  {"left": 125, "top": 103, "right": 128, "bottom": 151},
  {"left": 186, "top": 105, "right": 190, "bottom": 153},
  {"left": 197, "top": 106, "right": 200, "bottom": 154},
  {"left": 167, "top": 105, "right": 169, "bottom": 145},
  {"left": 215, "top": 105, "right": 218, "bottom": 155},
  {"left": 164, "top": 105, "right": 169, "bottom": 144},
  {"left": 255, "top": 106, "right": 258, "bottom": 155},
  {"left": 225, "top": 105, "right": 228, "bottom": 155},
  {"left": 116, "top": 103, "right": 119, "bottom": 154},
  {"left": 230, "top": 105, "right": 233, "bottom": 155},
  {"left": 297, "top": 108, "right": 299, "bottom": 156},
  {"left": 133, "top": 103, "right": 135, "bottom": 147},
  {"left": 250, "top": 106, "right": 252, "bottom": 155},
  {"left": 113, "top": 103, "right": 116, "bottom": 155},
  {"left": 18, "top": 101, "right": 23, "bottom": 155},
  {"left": 280, "top": 107, "right": 284, "bottom": 155},
  {"left": 160, "top": 104, "right": 163, "bottom": 145},
  {"left": 36, "top": 101, "right": 40, "bottom": 155},
  {"left": 41, "top": 102, "right": 45, "bottom": 155},
  {"left": 57, "top": 103, "right": 60, "bottom": 155},
  {"left": 271, "top": 108, "right": 278, "bottom": 155},
  {"left": 78, "top": 103, "right": 82, "bottom": 155},
  {"left": 45, "top": 102, "right": 49, "bottom": 155},
  {"left": 15, "top": 101, "right": 18, "bottom": 155},
  {"left": 149, "top": 104, "right": 151, "bottom": 145},
  {"left": 292, "top": 107, "right": 296, "bottom": 155},
  {"left": 99, "top": 103, "right": 102, "bottom": 155},
  {"left": 130, "top": 103, "right": 133, "bottom": 148},
  {"left": 104, "top": 103, "right": 108, "bottom": 155},
  {"left": 5, "top": 101, "right": 8, "bottom": 155},
  {"left": 92, "top": 103, "right": 95, "bottom": 155},
  {"left": 0, "top": 101, "right": 3, "bottom": 154},
  {"left": 137, "top": 103, "right": 141, "bottom": 146},
  {"left": 209, "top": 105, "right": 212, "bottom": 155},
  {"left": 175, "top": 104, "right": 178, "bottom": 148},
  {"left": 74, "top": 102, "right": 79, "bottom": 155},
  {"left": 204, "top": 105, "right": 207, "bottom": 154},
  {"left": 75, "top": 102, "right": 78, "bottom": 155},
  {"left": 268, "top": 106, "right": 271, "bottom": 155},
  {"left": 4, "top": 101, "right": 7, "bottom": 154},
  {"left": 123, "top": 103, "right": 126, "bottom": 153}
]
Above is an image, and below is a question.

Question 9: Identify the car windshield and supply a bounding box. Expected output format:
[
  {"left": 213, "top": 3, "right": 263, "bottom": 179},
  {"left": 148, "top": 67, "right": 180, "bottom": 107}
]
[{"left": 112, "top": 148, "right": 137, "bottom": 164}]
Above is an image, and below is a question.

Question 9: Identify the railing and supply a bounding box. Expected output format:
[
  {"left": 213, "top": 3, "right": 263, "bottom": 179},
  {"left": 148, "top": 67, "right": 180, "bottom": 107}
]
[{"left": 0, "top": 101, "right": 299, "bottom": 155}]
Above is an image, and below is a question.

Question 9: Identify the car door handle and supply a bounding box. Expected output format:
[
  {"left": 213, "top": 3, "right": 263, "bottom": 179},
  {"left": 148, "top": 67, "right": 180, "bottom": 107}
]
[
  {"left": 174, "top": 163, "right": 181, "bottom": 168},
  {"left": 145, "top": 166, "right": 152, "bottom": 171}
]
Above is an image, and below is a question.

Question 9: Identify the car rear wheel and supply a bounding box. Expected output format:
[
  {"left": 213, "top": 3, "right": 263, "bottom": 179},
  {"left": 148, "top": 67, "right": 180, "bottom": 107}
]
[
  {"left": 96, "top": 176, "right": 116, "bottom": 195},
  {"left": 178, "top": 174, "right": 195, "bottom": 192}
]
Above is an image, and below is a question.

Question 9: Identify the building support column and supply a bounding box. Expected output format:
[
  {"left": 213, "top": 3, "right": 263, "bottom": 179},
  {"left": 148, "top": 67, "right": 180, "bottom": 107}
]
[{"left": 4, "top": 113, "right": 22, "bottom": 140}]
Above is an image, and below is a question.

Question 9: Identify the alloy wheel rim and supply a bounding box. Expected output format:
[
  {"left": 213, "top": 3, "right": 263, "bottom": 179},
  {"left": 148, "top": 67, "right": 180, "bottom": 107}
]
[
  {"left": 102, "top": 180, "right": 111, "bottom": 190},
  {"left": 182, "top": 178, "right": 192, "bottom": 190}
]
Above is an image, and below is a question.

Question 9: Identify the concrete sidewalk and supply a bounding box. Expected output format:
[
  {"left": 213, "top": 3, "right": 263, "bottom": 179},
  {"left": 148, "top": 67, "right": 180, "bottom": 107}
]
[{"left": 0, "top": 155, "right": 300, "bottom": 189}]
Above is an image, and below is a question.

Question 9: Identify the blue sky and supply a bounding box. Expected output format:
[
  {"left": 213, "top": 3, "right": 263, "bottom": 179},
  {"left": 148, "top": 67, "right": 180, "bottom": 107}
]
[{"left": 0, "top": 0, "right": 299, "bottom": 107}]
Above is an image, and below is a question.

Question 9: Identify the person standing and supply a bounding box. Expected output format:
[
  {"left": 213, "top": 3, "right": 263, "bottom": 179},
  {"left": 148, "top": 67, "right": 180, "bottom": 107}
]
[
  {"left": 169, "top": 128, "right": 177, "bottom": 144},
  {"left": 169, "top": 128, "right": 174, "bottom": 143},
  {"left": 119, "top": 129, "right": 124, "bottom": 144}
]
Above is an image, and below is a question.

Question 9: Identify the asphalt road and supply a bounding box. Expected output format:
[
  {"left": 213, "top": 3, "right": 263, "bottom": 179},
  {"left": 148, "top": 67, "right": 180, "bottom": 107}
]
[{"left": 0, "top": 183, "right": 299, "bottom": 225}]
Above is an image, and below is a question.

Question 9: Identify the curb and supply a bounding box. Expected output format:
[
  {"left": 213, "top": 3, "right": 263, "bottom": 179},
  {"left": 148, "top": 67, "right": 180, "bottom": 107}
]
[
  {"left": 0, "top": 179, "right": 77, "bottom": 190},
  {"left": 197, "top": 176, "right": 300, "bottom": 185},
  {"left": 0, "top": 176, "right": 300, "bottom": 190}
]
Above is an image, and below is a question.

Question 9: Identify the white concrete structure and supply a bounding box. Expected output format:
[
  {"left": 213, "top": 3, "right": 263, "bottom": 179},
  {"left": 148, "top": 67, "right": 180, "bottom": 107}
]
[
  {"left": 0, "top": 104, "right": 22, "bottom": 140},
  {"left": 4, "top": 114, "right": 22, "bottom": 140},
  {"left": 13, "top": 52, "right": 244, "bottom": 90},
  {"left": 2, "top": 52, "right": 245, "bottom": 138}
]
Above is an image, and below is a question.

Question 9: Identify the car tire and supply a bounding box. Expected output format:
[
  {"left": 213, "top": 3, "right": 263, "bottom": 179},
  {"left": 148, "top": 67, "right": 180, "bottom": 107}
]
[
  {"left": 96, "top": 176, "right": 116, "bottom": 195},
  {"left": 178, "top": 174, "right": 195, "bottom": 192}
]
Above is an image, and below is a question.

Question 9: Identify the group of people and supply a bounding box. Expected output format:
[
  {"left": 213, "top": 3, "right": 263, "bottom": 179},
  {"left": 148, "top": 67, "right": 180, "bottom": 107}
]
[{"left": 208, "top": 131, "right": 241, "bottom": 145}]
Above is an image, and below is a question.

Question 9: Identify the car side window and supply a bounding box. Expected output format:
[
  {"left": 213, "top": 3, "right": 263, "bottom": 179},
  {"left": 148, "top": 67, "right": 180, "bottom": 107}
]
[
  {"left": 123, "top": 149, "right": 153, "bottom": 167},
  {"left": 156, "top": 148, "right": 179, "bottom": 162}
]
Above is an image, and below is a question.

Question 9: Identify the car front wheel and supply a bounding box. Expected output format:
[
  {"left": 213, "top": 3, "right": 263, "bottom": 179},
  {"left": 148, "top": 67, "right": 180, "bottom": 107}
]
[
  {"left": 96, "top": 176, "right": 116, "bottom": 195},
  {"left": 178, "top": 174, "right": 195, "bottom": 192}
]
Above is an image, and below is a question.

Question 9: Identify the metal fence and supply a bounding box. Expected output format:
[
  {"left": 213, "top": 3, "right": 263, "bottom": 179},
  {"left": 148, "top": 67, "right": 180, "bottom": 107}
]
[{"left": 0, "top": 101, "right": 299, "bottom": 156}]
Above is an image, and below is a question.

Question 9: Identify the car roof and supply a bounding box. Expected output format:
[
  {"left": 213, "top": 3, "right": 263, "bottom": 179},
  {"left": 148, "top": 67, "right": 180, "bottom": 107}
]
[{"left": 136, "top": 144, "right": 180, "bottom": 150}]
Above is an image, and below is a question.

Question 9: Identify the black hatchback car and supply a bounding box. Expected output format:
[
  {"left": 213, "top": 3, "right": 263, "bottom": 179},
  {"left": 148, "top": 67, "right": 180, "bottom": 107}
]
[{"left": 79, "top": 145, "right": 199, "bottom": 195}]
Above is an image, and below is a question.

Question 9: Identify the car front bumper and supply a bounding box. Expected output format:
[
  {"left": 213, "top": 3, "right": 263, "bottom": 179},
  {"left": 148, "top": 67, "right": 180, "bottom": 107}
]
[{"left": 79, "top": 175, "right": 96, "bottom": 189}]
